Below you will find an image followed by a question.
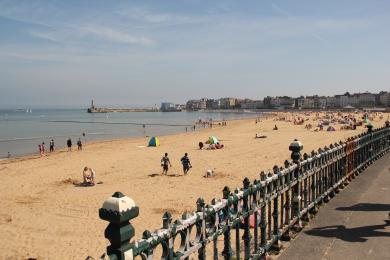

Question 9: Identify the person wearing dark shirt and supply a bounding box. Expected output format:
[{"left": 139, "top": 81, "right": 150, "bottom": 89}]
[
  {"left": 181, "top": 153, "right": 191, "bottom": 175},
  {"left": 161, "top": 153, "right": 172, "bottom": 175},
  {"left": 77, "top": 138, "right": 82, "bottom": 151},
  {"left": 67, "top": 138, "right": 72, "bottom": 152}
]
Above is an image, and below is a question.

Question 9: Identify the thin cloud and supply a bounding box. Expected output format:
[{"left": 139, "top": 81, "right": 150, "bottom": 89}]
[
  {"left": 28, "top": 31, "right": 60, "bottom": 43},
  {"left": 271, "top": 3, "right": 292, "bottom": 18},
  {"left": 270, "top": 3, "right": 331, "bottom": 44},
  {"left": 117, "top": 7, "right": 206, "bottom": 26},
  {"left": 0, "top": 51, "right": 81, "bottom": 63},
  {"left": 81, "top": 25, "right": 154, "bottom": 46}
]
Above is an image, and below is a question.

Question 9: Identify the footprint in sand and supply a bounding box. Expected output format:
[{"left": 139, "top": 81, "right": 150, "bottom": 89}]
[
  {"left": 14, "top": 195, "right": 41, "bottom": 205},
  {"left": 0, "top": 213, "right": 12, "bottom": 224}
]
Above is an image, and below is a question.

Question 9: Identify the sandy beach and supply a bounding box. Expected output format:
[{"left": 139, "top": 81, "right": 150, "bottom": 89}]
[{"left": 0, "top": 111, "right": 388, "bottom": 260}]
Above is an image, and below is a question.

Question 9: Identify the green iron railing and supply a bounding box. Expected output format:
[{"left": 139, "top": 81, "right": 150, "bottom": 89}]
[{"left": 97, "top": 122, "right": 390, "bottom": 260}]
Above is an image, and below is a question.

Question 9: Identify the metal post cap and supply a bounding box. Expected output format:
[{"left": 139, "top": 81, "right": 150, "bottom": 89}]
[
  {"left": 99, "top": 191, "right": 139, "bottom": 223},
  {"left": 289, "top": 139, "right": 303, "bottom": 152},
  {"left": 102, "top": 192, "right": 136, "bottom": 212}
]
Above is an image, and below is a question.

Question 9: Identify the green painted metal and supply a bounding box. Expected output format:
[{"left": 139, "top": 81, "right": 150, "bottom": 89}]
[{"left": 97, "top": 125, "right": 390, "bottom": 260}]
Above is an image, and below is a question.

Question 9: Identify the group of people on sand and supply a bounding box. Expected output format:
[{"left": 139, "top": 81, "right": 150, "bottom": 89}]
[
  {"left": 161, "top": 152, "right": 192, "bottom": 175},
  {"left": 198, "top": 141, "right": 224, "bottom": 150},
  {"left": 38, "top": 139, "right": 55, "bottom": 156},
  {"left": 67, "top": 138, "right": 83, "bottom": 152},
  {"left": 38, "top": 137, "right": 83, "bottom": 156},
  {"left": 196, "top": 118, "right": 213, "bottom": 128},
  {"left": 273, "top": 111, "right": 390, "bottom": 133}
]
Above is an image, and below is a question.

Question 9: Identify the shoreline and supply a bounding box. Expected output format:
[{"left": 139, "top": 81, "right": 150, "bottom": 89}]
[
  {"left": 0, "top": 111, "right": 267, "bottom": 160},
  {"left": 0, "top": 115, "right": 265, "bottom": 164}
]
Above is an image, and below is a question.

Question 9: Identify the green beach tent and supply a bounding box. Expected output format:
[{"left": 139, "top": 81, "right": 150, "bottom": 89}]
[
  {"left": 208, "top": 136, "right": 219, "bottom": 144},
  {"left": 148, "top": 137, "right": 160, "bottom": 147}
]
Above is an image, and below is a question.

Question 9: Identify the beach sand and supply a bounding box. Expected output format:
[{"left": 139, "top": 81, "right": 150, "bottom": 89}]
[{"left": 0, "top": 112, "right": 388, "bottom": 259}]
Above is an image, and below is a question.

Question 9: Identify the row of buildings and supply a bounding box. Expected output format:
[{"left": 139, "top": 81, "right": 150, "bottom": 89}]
[{"left": 184, "top": 91, "right": 390, "bottom": 111}]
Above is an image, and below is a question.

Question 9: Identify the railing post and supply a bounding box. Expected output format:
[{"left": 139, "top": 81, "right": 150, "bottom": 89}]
[
  {"left": 368, "top": 124, "right": 374, "bottom": 165},
  {"left": 272, "top": 166, "right": 281, "bottom": 252},
  {"left": 162, "top": 211, "right": 174, "bottom": 259},
  {"left": 252, "top": 180, "right": 259, "bottom": 254},
  {"left": 233, "top": 188, "right": 240, "bottom": 260},
  {"left": 289, "top": 139, "right": 303, "bottom": 230},
  {"left": 301, "top": 154, "right": 309, "bottom": 222},
  {"left": 309, "top": 150, "right": 319, "bottom": 215},
  {"left": 99, "top": 191, "right": 139, "bottom": 260},
  {"left": 281, "top": 161, "right": 291, "bottom": 241},
  {"left": 242, "top": 177, "right": 251, "bottom": 260},
  {"left": 323, "top": 146, "right": 330, "bottom": 203},
  {"left": 196, "top": 198, "right": 206, "bottom": 260},
  {"left": 222, "top": 186, "right": 232, "bottom": 260},
  {"left": 211, "top": 198, "right": 219, "bottom": 260},
  {"left": 260, "top": 171, "right": 267, "bottom": 252}
]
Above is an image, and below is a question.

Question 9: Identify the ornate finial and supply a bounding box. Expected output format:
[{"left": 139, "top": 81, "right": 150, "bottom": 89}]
[{"left": 289, "top": 139, "right": 303, "bottom": 163}]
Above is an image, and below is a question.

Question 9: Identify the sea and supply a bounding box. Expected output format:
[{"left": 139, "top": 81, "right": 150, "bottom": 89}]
[{"left": 0, "top": 109, "right": 262, "bottom": 159}]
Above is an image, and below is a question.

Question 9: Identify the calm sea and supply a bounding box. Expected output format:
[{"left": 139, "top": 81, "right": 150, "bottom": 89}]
[{"left": 0, "top": 109, "right": 262, "bottom": 158}]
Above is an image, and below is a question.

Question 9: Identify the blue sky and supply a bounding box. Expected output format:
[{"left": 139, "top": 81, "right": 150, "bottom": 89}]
[{"left": 0, "top": 0, "right": 389, "bottom": 108}]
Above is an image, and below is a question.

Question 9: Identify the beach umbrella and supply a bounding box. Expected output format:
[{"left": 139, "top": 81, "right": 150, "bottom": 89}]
[
  {"left": 208, "top": 136, "right": 219, "bottom": 144},
  {"left": 148, "top": 137, "right": 160, "bottom": 147}
]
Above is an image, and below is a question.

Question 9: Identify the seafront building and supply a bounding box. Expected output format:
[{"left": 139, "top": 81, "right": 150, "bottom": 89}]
[{"left": 184, "top": 91, "right": 390, "bottom": 111}]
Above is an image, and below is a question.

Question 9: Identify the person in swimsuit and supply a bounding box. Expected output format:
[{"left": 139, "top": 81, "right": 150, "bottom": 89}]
[{"left": 161, "top": 153, "right": 172, "bottom": 175}]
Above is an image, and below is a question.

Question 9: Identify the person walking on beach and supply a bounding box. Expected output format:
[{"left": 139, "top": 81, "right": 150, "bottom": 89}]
[
  {"left": 161, "top": 153, "right": 172, "bottom": 175},
  {"left": 41, "top": 142, "right": 45, "bottom": 155},
  {"left": 77, "top": 138, "right": 82, "bottom": 151},
  {"left": 7, "top": 152, "right": 11, "bottom": 158},
  {"left": 38, "top": 144, "right": 43, "bottom": 156},
  {"left": 49, "top": 139, "right": 54, "bottom": 152},
  {"left": 181, "top": 153, "right": 192, "bottom": 175},
  {"left": 67, "top": 138, "right": 72, "bottom": 152}
]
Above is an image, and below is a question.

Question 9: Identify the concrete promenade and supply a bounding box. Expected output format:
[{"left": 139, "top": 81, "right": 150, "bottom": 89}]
[{"left": 278, "top": 153, "right": 390, "bottom": 260}]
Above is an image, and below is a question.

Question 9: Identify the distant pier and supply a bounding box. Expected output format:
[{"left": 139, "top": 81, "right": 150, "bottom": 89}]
[
  {"left": 87, "top": 107, "right": 159, "bottom": 113},
  {"left": 87, "top": 100, "right": 159, "bottom": 113}
]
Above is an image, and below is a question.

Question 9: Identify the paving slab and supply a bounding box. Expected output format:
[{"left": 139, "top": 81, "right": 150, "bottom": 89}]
[{"left": 278, "top": 153, "right": 390, "bottom": 260}]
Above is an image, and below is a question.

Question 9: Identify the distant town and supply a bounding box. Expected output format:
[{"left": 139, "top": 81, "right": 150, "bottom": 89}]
[
  {"left": 161, "top": 91, "right": 390, "bottom": 112},
  {"left": 88, "top": 91, "right": 390, "bottom": 113}
]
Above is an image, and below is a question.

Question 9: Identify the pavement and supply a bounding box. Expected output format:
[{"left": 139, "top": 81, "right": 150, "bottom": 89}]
[{"left": 277, "top": 153, "right": 390, "bottom": 260}]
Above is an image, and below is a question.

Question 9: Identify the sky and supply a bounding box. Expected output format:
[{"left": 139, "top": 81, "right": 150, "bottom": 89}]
[{"left": 0, "top": 0, "right": 389, "bottom": 108}]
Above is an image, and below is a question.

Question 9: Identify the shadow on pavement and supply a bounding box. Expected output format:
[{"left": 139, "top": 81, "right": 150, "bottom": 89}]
[
  {"left": 304, "top": 220, "right": 390, "bottom": 242},
  {"left": 336, "top": 203, "right": 390, "bottom": 211}
]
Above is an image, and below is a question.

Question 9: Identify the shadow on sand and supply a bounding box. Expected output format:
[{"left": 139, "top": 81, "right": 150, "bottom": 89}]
[{"left": 148, "top": 173, "right": 181, "bottom": 178}]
